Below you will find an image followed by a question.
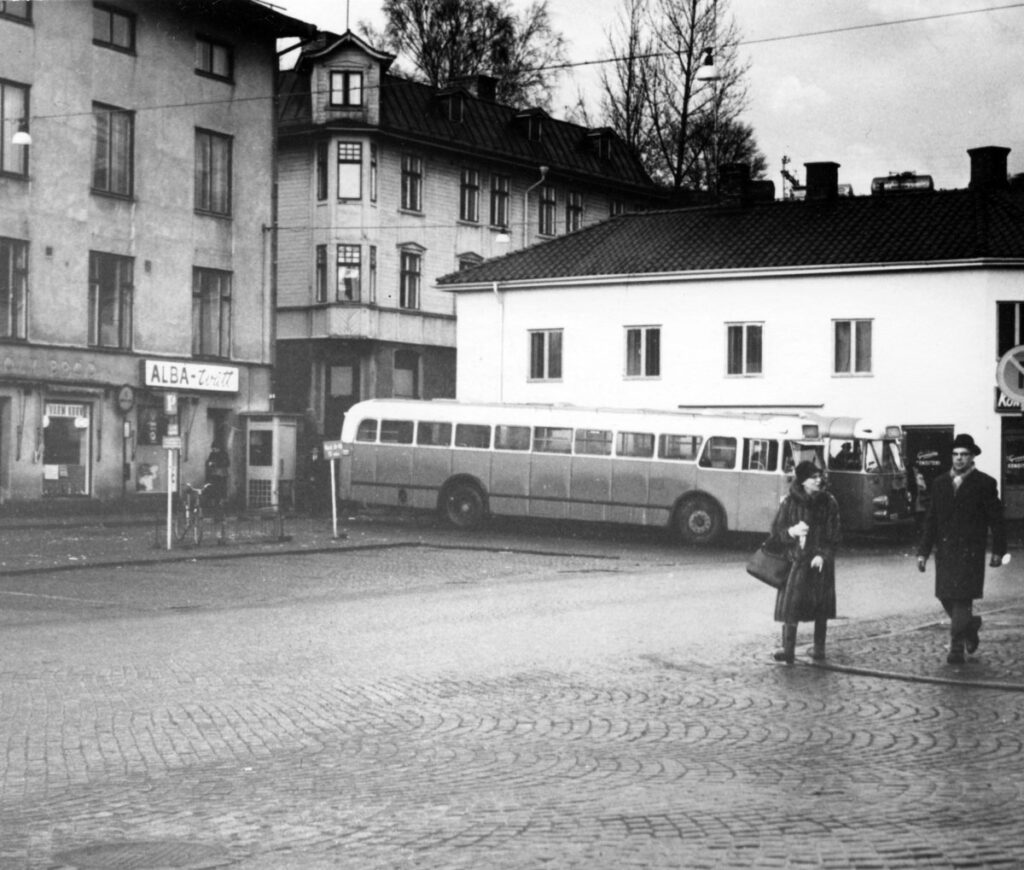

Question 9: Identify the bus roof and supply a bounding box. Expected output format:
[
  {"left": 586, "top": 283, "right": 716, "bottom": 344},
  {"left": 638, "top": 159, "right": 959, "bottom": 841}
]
[{"left": 341, "top": 398, "right": 824, "bottom": 441}]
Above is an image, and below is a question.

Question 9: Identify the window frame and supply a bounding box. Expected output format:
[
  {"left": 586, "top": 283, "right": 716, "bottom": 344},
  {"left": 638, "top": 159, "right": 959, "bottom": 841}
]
[
  {"left": 191, "top": 267, "right": 232, "bottom": 359},
  {"left": 459, "top": 168, "right": 480, "bottom": 223},
  {"left": 726, "top": 322, "right": 763, "bottom": 376},
  {"left": 400, "top": 153, "right": 423, "bottom": 212},
  {"left": 315, "top": 140, "right": 328, "bottom": 201},
  {"left": 337, "top": 141, "right": 362, "bottom": 200},
  {"left": 194, "top": 128, "right": 232, "bottom": 216},
  {"left": 490, "top": 174, "right": 510, "bottom": 228},
  {"left": 337, "top": 244, "right": 361, "bottom": 302},
  {"left": 566, "top": 190, "right": 584, "bottom": 232},
  {"left": 92, "top": 3, "right": 134, "bottom": 53},
  {"left": 625, "top": 325, "right": 660, "bottom": 378},
  {"left": 0, "top": 78, "right": 29, "bottom": 177},
  {"left": 529, "top": 328, "right": 563, "bottom": 381},
  {"left": 0, "top": 236, "right": 28, "bottom": 340},
  {"left": 315, "top": 244, "right": 327, "bottom": 303},
  {"left": 88, "top": 251, "right": 133, "bottom": 350},
  {"left": 399, "top": 249, "right": 421, "bottom": 309},
  {"left": 92, "top": 102, "right": 134, "bottom": 198},
  {"left": 833, "top": 318, "right": 873, "bottom": 375},
  {"left": 539, "top": 184, "right": 557, "bottom": 236},
  {"left": 329, "top": 70, "right": 363, "bottom": 107},
  {"left": 0, "top": 2, "right": 31, "bottom": 23},
  {"left": 195, "top": 34, "right": 233, "bottom": 81}
]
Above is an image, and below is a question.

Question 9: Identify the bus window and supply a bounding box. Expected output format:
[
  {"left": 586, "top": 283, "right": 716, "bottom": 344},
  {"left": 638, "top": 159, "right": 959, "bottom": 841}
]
[
  {"left": 380, "top": 419, "right": 414, "bottom": 444},
  {"left": 783, "top": 440, "right": 823, "bottom": 473},
  {"left": 617, "top": 431, "right": 655, "bottom": 458},
  {"left": 355, "top": 418, "right": 378, "bottom": 442},
  {"left": 454, "top": 423, "right": 491, "bottom": 449},
  {"left": 575, "top": 428, "right": 612, "bottom": 455},
  {"left": 495, "top": 425, "right": 530, "bottom": 451},
  {"left": 743, "top": 438, "right": 778, "bottom": 471},
  {"left": 417, "top": 421, "right": 452, "bottom": 447},
  {"left": 865, "top": 440, "right": 903, "bottom": 472},
  {"left": 534, "top": 426, "right": 572, "bottom": 454},
  {"left": 828, "top": 440, "right": 861, "bottom": 471},
  {"left": 699, "top": 436, "right": 737, "bottom": 469},
  {"left": 659, "top": 433, "right": 702, "bottom": 461}
]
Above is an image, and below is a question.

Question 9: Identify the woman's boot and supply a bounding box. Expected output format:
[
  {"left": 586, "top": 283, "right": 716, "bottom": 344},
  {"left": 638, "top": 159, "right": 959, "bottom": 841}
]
[
  {"left": 773, "top": 623, "right": 797, "bottom": 663},
  {"left": 810, "top": 618, "right": 827, "bottom": 660}
]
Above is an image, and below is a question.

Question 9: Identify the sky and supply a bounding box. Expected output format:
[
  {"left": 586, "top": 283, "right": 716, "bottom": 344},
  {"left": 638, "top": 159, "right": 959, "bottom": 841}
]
[{"left": 274, "top": 0, "right": 1024, "bottom": 196}]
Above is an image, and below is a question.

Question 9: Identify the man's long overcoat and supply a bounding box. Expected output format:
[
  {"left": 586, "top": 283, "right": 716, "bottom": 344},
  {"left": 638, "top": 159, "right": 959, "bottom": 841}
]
[{"left": 917, "top": 468, "right": 1007, "bottom": 600}]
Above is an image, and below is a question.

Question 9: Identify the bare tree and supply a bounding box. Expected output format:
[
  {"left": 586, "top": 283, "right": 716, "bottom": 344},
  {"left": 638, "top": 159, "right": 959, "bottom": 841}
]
[{"left": 365, "top": 0, "right": 567, "bottom": 109}]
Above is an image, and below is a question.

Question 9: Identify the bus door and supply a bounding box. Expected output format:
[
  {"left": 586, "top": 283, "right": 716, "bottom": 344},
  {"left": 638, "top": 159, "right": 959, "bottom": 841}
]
[
  {"left": 377, "top": 418, "right": 415, "bottom": 505},
  {"left": 411, "top": 421, "right": 454, "bottom": 511},
  {"left": 695, "top": 435, "right": 740, "bottom": 527},
  {"left": 491, "top": 424, "right": 532, "bottom": 517},
  {"left": 863, "top": 438, "right": 910, "bottom": 522},
  {"left": 570, "top": 427, "right": 614, "bottom": 522},
  {"left": 735, "top": 437, "right": 783, "bottom": 532},
  {"left": 825, "top": 438, "right": 866, "bottom": 530},
  {"left": 530, "top": 425, "right": 573, "bottom": 518}
]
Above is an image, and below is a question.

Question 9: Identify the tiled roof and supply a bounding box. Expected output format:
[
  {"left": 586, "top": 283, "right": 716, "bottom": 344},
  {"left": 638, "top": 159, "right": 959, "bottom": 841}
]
[{"left": 437, "top": 188, "right": 1024, "bottom": 286}]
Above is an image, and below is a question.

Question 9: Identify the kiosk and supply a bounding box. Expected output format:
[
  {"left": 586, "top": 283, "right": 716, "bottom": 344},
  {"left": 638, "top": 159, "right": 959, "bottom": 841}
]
[{"left": 241, "top": 412, "right": 299, "bottom": 511}]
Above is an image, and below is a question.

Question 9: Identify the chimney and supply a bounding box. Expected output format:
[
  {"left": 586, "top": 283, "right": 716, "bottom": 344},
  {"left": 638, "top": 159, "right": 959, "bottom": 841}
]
[
  {"left": 452, "top": 74, "right": 498, "bottom": 102},
  {"left": 718, "top": 162, "right": 750, "bottom": 206},
  {"left": 968, "top": 146, "right": 1010, "bottom": 192},
  {"left": 804, "top": 162, "right": 840, "bottom": 201}
]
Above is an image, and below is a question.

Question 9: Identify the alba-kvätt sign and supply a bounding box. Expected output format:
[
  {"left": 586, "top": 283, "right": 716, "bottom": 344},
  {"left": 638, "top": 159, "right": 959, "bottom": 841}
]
[{"left": 143, "top": 360, "right": 239, "bottom": 393}]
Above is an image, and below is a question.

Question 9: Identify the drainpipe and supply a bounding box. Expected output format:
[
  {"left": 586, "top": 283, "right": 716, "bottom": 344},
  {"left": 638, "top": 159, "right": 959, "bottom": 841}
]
[{"left": 522, "top": 165, "right": 549, "bottom": 247}]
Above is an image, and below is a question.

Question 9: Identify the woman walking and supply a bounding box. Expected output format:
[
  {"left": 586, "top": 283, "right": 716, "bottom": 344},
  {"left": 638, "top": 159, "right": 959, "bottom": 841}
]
[{"left": 768, "top": 461, "right": 842, "bottom": 663}]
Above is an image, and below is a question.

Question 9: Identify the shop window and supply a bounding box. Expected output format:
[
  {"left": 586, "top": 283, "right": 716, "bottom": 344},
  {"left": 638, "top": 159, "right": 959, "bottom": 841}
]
[
  {"left": 394, "top": 350, "right": 419, "bottom": 398},
  {"left": 42, "top": 402, "right": 91, "bottom": 496}
]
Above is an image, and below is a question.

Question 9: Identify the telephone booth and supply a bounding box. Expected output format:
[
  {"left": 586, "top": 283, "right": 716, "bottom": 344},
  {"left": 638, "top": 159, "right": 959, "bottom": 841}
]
[{"left": 241, "top": 413, "right": 299, "bottom": 510}]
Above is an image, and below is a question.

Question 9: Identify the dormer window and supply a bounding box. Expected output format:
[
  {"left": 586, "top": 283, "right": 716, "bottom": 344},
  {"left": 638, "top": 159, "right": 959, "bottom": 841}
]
[
  {"left": 528, "top": 114, "right": 543, "bottom": 142},
  {"left": 439, "top": 92, "right": 464, "bottom": 122},
  {"left": 587, "top": 129, "right": 613, "bottom": 160},
  {"left": 330, "top": 70, "right": 363, "bottom": 107}
]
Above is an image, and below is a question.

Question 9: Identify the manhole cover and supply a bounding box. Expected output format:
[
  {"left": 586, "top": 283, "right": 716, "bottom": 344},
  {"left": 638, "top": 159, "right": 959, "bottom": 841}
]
[{"left": 53, "top": 840, "right": 233, "bottom": 869}]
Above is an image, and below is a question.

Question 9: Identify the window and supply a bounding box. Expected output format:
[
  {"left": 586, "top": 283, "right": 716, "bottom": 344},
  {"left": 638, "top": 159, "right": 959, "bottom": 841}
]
[
  {"left": 659, "top": 434, "right": 703, "bottom": 461},
  {"left": 455, "top": 423, "right": 491, "bottom": 449},
  {"left": 460, "top": 168, "right": 480, "bottom": 222},
  {"left": 93, "top": 4, "right": 134, "bottom": 52},
  {"left": 534, "top": 426, "right": 572, "bottom": 454},
  {"left": 330, "top": 70, "right": 363, "bottom": 107},
  {"left": 490, "top": 174, "right": 510, "bottom": 227},
  {"left": 394, "top": 350, "right": 419, "bottom": 398},
  {"left": 539, "top": 184, "right": 557, "bottom": 235},
  {"left": 88, "top": 252, "right": 133, "bottom": 349},
  {"left": 192, "top": 268, "right": 231, "bottom": 358},
  {"left": 315, "top": 245, "right": 327, "bottom": 302},
  {"left": 316, "top": 141, "right": 328, "bottom": 200},
  {"left": 195, "top": 35, "right": 232, "bottom": 79},
  {"left": 355, "top": 418, "right": 377, "bottom": 441},
  {"left": 399, "top": 249, "right": 421, "bottom": 309},
  {"left": 337, "top": 142, "right": 362, "bottom": 199},
  {"left": 441, "top": 93, "right": 464, "bottom": 122},
  {"left": 368, "top": 246, "right": 377, "bottom": 303},
  {"left": 727, "top": 323, "right": 763, "bottom": 375},
  {"left": 743, "top": 438, "right": 779, "bottom": 471},
  {"left": 0, "top": 2, "right": 30, "bottom": 22},
  {"left": 92, "top": 103, "right": 133, "bottom": 197},
  {"left": 194, "top": 129, "right": 231, "bottom": 215},
  {"left": 617, "top": 432, "right": 655, "bottom": 458},
  {"left": 574, "top": 429, "right": 612, "bottom": 455},
  {"left": 834, "top": 319, "right": 872, "bottom": 374},
  {"left": 380, "top": 419, "right": 414, "bottom": 443},
  {"left": 401, "top": 154, "right": 422, "bottom": 211},
  {"left": 566, "top": 191, "right": 584, "bottom": 232},
  {"left": 495, "top": 425, "right": 530, "bottom": 451},
  {"left": 458, "top": 253, "right": 483, "bottom": 271},
  {"left": 1, "top": 79, "right": 29, "bottom": 176},
  {"left": 610, "top": 199, "right": 625, "bottom": 217},
  {"left": 529, "top": 329, "right": 562, "bottom": 380},
  {"left": 417, "top": 422, "right": 452, "bottom": 446},
  {"left": 369, "top": 144, "right": 378, "bottom": 202},
  {"left": 0, "top": 237, "right": 28, "bottom": 339},
  {"left": 699, "top": 436, "right": 737, "bottom": 469},
  {"left": 626, "top": 326, "right": 660, "bottom": 377},
  {"left": 337, "top": 244, "right": 360, "bottom": 301},
  {"left": 997, "top": 301, "right": 1024, "bottom": 356}
]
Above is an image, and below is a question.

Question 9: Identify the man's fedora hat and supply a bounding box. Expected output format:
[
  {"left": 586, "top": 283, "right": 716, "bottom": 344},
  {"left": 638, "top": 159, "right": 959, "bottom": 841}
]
[{"left": 952, "top": 433, "right": 981, "bottom": 456}]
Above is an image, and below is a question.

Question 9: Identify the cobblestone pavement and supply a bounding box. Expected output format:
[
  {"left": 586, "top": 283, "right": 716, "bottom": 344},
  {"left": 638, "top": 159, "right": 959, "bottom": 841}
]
[{"left": 1, "top": 513, "right": 1023, "bottom": 868}]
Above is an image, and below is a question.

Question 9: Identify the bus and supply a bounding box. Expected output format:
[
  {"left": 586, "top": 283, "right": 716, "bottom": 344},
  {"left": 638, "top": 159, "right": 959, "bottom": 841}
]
[
  {"left": 337, "top": 399, "right": 825, "bottom": 544},
  {"left": 812, "top": 414, "right": 911, "bottom": 531}
]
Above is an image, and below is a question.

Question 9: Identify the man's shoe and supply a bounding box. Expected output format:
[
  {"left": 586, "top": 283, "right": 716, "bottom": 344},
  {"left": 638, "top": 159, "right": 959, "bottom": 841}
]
[
  {"left": 809, "top": 644, "right": 826, "bottom": 660},
  {"left": 947, "top": 648, "right": 966, "bottom": 665},
  {"left": 966, "top": 616, "right": 982, "bottom": 654}
]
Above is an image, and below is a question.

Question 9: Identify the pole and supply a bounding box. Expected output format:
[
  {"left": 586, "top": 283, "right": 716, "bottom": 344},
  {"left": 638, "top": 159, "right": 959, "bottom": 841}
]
[
  {"left": 330, "top": 458, "right": 339, "bottom": 539},
  {"left": 166, "top": 447, "right": 178, "bottom": 550}
]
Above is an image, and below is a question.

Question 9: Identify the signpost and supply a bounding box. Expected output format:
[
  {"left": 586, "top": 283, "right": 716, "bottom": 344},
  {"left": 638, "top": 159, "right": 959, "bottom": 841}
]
[
  {"left": 163, "top": 391, "right": 181, "bottom": 550},
  {"left": 322, "top": 439, "right": 345, "bottom": 538}
]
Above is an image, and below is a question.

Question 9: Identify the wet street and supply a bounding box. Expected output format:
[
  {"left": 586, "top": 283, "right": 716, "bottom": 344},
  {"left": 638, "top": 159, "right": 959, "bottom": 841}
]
[{"left": 1, "top": 516, "right": 1023, "bottom": 868}]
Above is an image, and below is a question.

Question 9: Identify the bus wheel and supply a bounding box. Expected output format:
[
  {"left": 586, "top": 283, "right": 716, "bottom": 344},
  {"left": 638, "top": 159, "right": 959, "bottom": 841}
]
[
  {"left": 675, "top": 496, "right": 723, "bottom": 545},
  {"left": 441, "top": 482, "right": 486, "bottom": 529}
]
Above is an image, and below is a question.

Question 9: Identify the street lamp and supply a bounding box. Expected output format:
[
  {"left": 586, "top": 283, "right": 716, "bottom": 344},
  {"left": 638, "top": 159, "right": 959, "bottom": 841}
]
[
  {"left": 12, "top": 120, "right": 31, "bottom": 146},
  {"left": 695, "top": 48, "right": 720, "bottom": 82}
]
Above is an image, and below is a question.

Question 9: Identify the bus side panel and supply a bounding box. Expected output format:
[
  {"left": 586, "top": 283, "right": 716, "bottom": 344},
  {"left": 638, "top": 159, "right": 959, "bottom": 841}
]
[
  {"left": 609, "top": 460, "right": 652, "bottom": 526},
  {"left": 734, "top": 472, "right": 784, "bottom": 533},
  {"left": 490, "top": 453, "right": 531, "bottom": 517},
  {"left": 412, "top": 448, "right": 453, "bottom": 511},
  {"left": 693, "top": 469, "right": 741, "bottom": 530},
  {"left": 569, "top": 456, "right": 613, "bottom": 522},
  {"left": 346, "top": 446, "right": 379, "bottom": 504},
  {"left": 649, "top": 462, "right": 697, "bottom": 524},
  {"left": 376, "top": 446, "right": 415, "bottom": 505},
  {"left": 451, "top": 450, "right": 493, "bottom": 502},
  {"left": 530, "top": 454, "right": 570, "bottom": 519}
]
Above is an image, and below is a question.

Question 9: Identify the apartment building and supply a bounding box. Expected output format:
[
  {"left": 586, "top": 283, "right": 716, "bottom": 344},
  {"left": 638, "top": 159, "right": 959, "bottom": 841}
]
[
  {"left": 274, "top": 30, "right": 667, "bottom": 441},
  {"left": 0, "top": 0, "right": 311, "bottom": 506}
]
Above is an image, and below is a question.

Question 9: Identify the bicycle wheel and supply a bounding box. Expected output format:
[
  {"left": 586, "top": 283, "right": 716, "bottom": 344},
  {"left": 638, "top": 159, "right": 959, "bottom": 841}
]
[
  {"left": 173, "top": 508, "right": 189, "bottom": 542},
  {"left": 191, "top": 510, "right": 204, "bottom": 546}
]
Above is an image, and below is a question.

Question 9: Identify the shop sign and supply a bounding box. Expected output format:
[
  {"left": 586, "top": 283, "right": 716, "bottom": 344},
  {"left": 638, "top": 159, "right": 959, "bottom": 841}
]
[
  {"left": 995, "top": 387, "right": 1023, "bottom": 413},
  {"left": 143, "top": 360, "right": 239, "bottom": 393},
  {"left": 45, "top": 403, "right": 88, "bottom": 418}
]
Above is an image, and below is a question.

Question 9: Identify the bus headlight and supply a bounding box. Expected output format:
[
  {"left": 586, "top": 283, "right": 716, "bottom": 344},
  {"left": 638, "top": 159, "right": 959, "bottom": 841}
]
[{"left": 872, "top": 494, "right": 889, "bottom": 520}]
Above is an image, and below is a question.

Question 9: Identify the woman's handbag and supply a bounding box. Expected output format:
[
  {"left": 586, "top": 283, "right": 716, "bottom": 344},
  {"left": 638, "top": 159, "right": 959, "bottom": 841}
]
[{"left": 746, "top": 539, "right": 791, "bottom": 589}]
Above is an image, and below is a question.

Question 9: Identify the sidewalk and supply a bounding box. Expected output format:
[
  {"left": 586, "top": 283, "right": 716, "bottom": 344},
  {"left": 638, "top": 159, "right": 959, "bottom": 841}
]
[{"left": 2, "top": 507, "right": 1023, "bottom": 691}]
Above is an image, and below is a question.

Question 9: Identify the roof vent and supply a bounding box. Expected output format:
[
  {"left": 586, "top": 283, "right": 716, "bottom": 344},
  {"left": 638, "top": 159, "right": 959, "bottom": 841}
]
[
  {"left": 871, "top": 172, "right": 934, "bottom": 195},
  {"left": 804, "top": 162, "right": 840, "bottom": 201},
  {"left": 968, "top": 146, "right": 1010, "bottom": 192}
]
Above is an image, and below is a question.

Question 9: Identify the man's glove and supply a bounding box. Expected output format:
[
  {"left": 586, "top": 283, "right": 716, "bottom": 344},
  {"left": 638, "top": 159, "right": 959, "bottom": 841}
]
[
  {"left": 990, "top": 554, "right": 1004, "bottom": 568},
  {"left": 916, "top": 556, "right": 927, "bottom": 573}
]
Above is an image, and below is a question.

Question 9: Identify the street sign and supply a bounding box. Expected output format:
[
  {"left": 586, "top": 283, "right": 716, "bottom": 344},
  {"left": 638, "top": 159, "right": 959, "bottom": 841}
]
[
  {"left": 163, "top": 392, "right": 178, "bottom": 415},
  {"left": 162, "top": 436, "right": 183, "bottom": 450},
  {"left": 322, "top": 440, "right": 345, "bottom": 459},
  {"left": 996, "top": 345, "right": 1024, "bottom": 404}
]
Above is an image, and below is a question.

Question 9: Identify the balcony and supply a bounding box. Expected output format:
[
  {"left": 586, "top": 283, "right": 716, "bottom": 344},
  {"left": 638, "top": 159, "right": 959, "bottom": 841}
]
[{"left": 277, "top": 302, "right": 455, "bottom": 349}]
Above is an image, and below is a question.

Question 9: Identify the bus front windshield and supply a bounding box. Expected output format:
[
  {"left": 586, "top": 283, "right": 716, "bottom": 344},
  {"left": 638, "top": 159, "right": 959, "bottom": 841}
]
[
  {"left": 784, "top": 441, "right": 825, "bottom": 474},
  {"left": 864, "top": 440, "right": 904, "bottom": 473}
]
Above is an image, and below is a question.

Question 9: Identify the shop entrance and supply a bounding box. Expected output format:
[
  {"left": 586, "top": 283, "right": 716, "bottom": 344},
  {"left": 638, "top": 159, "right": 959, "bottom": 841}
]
[
  {"left": 42, "top": 401, "right": 91, "bottom": 496},
  {"left": 1001, "top": 416, "right": 1024, "bottom": 520},
  {"left": 902, "top": 425, "right": 953, "bottom": 516}
]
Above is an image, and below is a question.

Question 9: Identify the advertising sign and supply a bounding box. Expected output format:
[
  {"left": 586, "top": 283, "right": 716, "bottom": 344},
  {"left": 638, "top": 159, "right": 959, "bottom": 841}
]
[
  {"left": 996, "top": 345, "right": 1024, "bottom": 404},
  {"left": 143, "top": 360, "right": 239, "bottom": 393}
]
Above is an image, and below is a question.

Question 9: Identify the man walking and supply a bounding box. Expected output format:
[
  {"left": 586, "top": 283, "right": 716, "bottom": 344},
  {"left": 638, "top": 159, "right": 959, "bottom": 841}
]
[{"left": 917, "top": 433, "right": 1007, "bottom": 664}]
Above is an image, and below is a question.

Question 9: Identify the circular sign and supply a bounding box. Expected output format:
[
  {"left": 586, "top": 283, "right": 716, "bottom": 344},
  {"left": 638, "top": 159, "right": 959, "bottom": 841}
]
[{"left": 117, "top": 384, "right": 135, "bottom": 413}]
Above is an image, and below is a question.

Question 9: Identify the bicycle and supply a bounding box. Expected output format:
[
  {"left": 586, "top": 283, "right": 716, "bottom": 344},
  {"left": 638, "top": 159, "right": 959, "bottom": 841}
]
[{"left": 174, "top": 482, "right": 211, "bottom": 546}]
